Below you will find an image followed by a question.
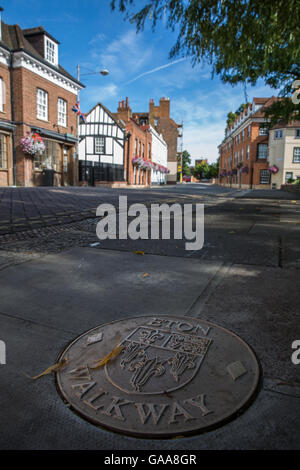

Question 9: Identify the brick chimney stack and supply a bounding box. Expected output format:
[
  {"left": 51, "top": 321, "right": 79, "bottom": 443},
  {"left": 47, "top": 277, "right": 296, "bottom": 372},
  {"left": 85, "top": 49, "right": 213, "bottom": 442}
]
[
  {"left": 117, "top": 97, "right": 132, "bottom": 122},
  {"left": 159, "top": 97, "right": 170, "bottom": 118}
]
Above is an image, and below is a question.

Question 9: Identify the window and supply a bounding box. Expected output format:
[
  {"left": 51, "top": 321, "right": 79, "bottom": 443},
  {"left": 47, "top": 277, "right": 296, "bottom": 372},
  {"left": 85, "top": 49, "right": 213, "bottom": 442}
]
[
  {"left": 36, "top": 88, "right": 48, "bottom": 121},
  {"left": 34, "top": 139, "right": 60, "bottom": 171},
  {"left": 248, "top": 125, "right": 251, "bottom": 138},
  {"left": 242, "top": 130, "right": 244, "bottom": 141},
  {"left": 134, "top": 138, "right": 138, "bottom": 155},
  {"left": 259, "top": 126, "right": 268, "bottom": 136},
  {"left": 0, "top": 78, "right": 4, "bottom": 112},
  {"left": 58, "top": 98, "right": 67, "bottom": 127},
  {"left": 257, "top": 144, "right": 268, "bottom": 159},
  {"left": 293, "top": 147, "right": 300, "bottom": 163},
  {"left": 139, "top": 141, "right": 141, "bottom": 156},
  {"left": 285, "top": 172, "right": 293, "bottom": 183},
  {"left": 142, "top": 143, "right": 145, "bottom": 158},
  {"left": 241, "top": 148, "right": 244, "bottom": 160},
  {"left": 260, "top": 170, "right": 270, "bottom": 184},
  {"left": 296, "top": 129, "right": 300, "bottom": 138},
  {"left": 247, "top": 145, "right": 250, "bottom": 160},
  {"left": 148, "top": 143, "right": 151, "bottom": 158},
  {"left": 154, "top": 118, "right": 159, "bottom": 127},
  {"left": 46, "top": 38, "right": 55, "bottom": 64},
  {"left": 275, "top": 130, "right": 283, "bottom": 139},
  {"left": 0, "top": 134, "right": 7, "bottom": 168},
  {"left": 95, "top": 137, "right": 105, "bottom": 154}
]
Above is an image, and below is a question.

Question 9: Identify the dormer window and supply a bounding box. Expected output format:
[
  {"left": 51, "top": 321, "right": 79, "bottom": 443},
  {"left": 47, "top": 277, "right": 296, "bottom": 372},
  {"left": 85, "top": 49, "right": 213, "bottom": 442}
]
[{"left": 45, "top": 37, "right": 58, "bottom": 65}]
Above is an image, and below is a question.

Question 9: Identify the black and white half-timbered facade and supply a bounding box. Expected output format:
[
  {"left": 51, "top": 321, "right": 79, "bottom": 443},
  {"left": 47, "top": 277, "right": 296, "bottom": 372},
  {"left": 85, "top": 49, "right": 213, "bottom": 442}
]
[{"left": 78, "top": 102, "right": 126, "bottom": 186}]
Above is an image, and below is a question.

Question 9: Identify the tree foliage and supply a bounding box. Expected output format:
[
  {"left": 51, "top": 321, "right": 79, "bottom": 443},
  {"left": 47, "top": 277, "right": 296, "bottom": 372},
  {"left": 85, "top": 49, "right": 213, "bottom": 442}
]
[
  {"left": 192, "top": 161, "right": 219, "bottom": 179},
  {"left": 178, "top": 149, "right": 192, "bottom": 175},
  {"left": 111, "top": 0, "right": 300, "bottom": 123}
]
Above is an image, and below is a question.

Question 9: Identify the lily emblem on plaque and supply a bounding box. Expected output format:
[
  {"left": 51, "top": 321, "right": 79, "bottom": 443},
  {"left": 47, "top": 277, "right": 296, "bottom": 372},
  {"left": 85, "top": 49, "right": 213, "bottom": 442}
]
[
  {"left": 56, "top": 315, "right": 260, "bottom": 438},
  {"left": 106, "top": 326, "right": 211, "bottom": 394}
]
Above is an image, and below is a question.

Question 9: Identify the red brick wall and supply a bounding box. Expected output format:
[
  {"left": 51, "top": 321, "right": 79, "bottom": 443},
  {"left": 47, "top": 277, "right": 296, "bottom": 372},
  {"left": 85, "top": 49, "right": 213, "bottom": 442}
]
[
  {"left": 13, "top": 67, "right": 77, "bottom": 134},
  {"left": 149, "top": 99, "right": 178, "bottom": 165},
  {"left": 0, "top": 63, "right": 12, "bottom": 121},
  {"left": 12, "top": 67, "right": 78, "bottom": 186},
  {"left": 219, "top": 121, "right": 269, "bottom": 187},
  {"left": 124, "top": 119, "right": 152, "bottom": 186}
]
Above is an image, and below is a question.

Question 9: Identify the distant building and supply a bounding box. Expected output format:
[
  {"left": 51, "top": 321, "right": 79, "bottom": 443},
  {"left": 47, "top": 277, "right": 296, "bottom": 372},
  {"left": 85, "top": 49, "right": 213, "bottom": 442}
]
[
  {"left": 114, "top": 98, "right": 152, "bottom": 187},
  {"left": 218, "top": 97, "right": 280, "bottom": 189},
  {"left": 0, "top": 17, "right": 83, "bottom": 187},
  {"left": 135, "top": 97, "right": 182, "bottom": 184},
  {"left": 78, "top": 102, "right": 126, "bottom": 187},
  {"left": 145, "top": 125, "right": 168, "bottom": 185},
  {"left": 268, "top": 122, "right": 300, "bottom": 188}
]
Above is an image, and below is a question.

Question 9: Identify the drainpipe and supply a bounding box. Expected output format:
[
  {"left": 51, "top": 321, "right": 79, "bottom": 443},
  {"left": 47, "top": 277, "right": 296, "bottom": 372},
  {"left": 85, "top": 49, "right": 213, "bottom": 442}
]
[
  {"left": 9, "top": 50, "right": 17, "bottom": 186},
  {"left": 126, "top": 132, "right": 131, "bottom": 184}
]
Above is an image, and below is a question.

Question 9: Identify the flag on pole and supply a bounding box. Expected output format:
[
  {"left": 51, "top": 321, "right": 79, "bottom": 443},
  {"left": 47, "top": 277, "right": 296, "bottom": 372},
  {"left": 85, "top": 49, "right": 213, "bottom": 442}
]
[{"left": 72, "top": 98, "right": 86, "bottom": 124}]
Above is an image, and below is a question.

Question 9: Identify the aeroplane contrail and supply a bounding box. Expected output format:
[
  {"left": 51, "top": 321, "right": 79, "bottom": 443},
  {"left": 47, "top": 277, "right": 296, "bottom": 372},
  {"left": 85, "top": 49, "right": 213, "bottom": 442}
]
[{"left": 123, "top": 58, "right": 186, "bottom": 85}]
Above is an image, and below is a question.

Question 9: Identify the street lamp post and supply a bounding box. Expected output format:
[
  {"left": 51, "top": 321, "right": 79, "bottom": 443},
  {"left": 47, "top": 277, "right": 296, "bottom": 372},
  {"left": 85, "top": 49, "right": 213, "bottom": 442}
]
[{"left": 75, "top": 65, "right": 109, "bottom": 184}]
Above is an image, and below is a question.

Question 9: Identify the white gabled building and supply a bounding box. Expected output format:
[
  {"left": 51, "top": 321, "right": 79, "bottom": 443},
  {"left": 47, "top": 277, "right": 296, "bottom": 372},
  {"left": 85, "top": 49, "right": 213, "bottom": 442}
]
[
  {"left": 78, "top": 102, "right": 126, "bottom": 186},
  {"left": 148, "top": 125, "right": 168, "bottom": 185}
]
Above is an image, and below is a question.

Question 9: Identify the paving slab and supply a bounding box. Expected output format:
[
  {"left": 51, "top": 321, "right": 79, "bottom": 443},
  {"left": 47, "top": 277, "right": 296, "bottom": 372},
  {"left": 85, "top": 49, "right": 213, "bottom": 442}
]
[{"left": 0, "top": 247, "right": 222, "bottom": 334}]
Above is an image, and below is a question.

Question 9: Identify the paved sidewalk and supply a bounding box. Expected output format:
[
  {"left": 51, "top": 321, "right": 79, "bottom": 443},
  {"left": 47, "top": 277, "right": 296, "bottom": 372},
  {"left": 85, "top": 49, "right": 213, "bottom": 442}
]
[
  {"left": 0, "top": 186, "right": 299, "bottom": 449},
  {"left": 0, "top": 247, "right": 299, "bottom": 450}
]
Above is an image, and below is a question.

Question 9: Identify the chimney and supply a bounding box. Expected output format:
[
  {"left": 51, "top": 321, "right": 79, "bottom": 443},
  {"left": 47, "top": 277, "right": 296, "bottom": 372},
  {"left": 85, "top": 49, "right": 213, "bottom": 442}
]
[
  {"left": 117, "top": 97, "right": 132, "bottom": 122},
  {"left": 159, "top": 97, "right": 170, "bottom": 118}
]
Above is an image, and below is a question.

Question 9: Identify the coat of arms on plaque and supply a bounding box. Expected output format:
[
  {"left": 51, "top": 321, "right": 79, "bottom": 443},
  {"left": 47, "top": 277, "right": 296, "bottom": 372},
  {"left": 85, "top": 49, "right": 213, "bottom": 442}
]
[{"left": 105, "top": 326, "right": 212, "bottom": 395}]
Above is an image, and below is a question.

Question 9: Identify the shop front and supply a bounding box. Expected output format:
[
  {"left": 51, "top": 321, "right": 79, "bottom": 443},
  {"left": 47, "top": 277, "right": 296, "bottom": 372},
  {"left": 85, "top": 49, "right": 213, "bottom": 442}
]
[
  {"left": 0, "top": 122, "right": 15, "bottom": 187},
  {"left": 31, "top": 128, "right": 78, "bottom": 186}
]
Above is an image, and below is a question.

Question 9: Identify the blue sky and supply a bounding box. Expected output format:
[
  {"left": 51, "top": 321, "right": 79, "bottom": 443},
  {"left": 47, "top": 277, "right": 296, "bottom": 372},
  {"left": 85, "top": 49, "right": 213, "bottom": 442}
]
[{"left": 3, "top": 0, "right": 279, "bottom": 163}]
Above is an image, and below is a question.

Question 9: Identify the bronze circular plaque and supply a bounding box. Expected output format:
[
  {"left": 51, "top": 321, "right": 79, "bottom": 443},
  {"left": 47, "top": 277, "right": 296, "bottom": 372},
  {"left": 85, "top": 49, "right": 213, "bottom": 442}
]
[{"left": 56, "top": 315, "right": 260, "bottom": 438}]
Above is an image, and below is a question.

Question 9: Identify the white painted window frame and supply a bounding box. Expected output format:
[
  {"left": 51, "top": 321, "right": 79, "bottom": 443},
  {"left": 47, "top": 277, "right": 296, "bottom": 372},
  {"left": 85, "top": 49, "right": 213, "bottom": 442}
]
[
  {"left": 57, "top": 98, "right": 67, "bottom": 127},
  {"left": 36, "top": 88, "right": 48, "bottom": 121}
]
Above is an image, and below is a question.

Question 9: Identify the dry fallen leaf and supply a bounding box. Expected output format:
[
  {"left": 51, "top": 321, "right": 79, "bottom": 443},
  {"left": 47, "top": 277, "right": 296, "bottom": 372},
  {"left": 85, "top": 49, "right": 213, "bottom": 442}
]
[
  {"left": 27, "top": 356, "right": 69, "bottom": 380},
  {"left": 91, "top": 338, "right": 124, "bottom": 369},
  {"left": 134, "top": 250, "right": 145, "bottom": 255},
  {"left": 142, "top": 273, "right": 149, "bottom": 278}
]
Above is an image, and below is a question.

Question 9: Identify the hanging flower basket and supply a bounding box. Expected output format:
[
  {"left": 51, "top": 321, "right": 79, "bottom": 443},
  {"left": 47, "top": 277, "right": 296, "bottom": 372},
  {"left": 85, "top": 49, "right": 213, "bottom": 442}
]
[
  {"left": 268, "top": 165, "right": 279, "bottom": 174},
  {"left": 141, "top": 160, "right": 152, "bottom": 171},
  {"left": 132, "top": 156, "right": 144, "bottom": 167},
  {"left": 241, "top": 166, "right": 248, "bottom": 174},
  {"left": 237, "top": 162, "right": 243, "bottom": 169},
  {"left": 20, "top": 132, "right": 45, "bottom": 157}
]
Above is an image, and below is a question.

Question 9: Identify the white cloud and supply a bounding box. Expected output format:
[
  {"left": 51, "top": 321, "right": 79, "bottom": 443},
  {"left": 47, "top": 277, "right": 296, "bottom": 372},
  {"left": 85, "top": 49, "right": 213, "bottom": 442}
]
[
  {"left": 88, "top": 29, "right": 154, "bottom": 80},
  {"left": 81, "top": 84, "right": 119, "bottom": 110}
]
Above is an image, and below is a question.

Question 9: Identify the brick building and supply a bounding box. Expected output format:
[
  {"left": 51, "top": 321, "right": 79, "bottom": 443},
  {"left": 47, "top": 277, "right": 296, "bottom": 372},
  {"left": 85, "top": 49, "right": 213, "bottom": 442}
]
[
  {"left": 135, "top": 97, "right": 182, "bottom": 184},
  {"left": 0, "top": 18, "right": 83, "bottom": 187},
  {"left": 218, "top": 97, "right": 279, "bottom": 189},
  {"left": 113, "top": 98, "right": 152, "bottom": 187}
]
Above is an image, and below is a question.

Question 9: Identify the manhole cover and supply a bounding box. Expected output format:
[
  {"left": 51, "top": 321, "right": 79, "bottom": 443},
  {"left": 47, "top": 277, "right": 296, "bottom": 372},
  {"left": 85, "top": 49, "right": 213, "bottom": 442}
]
[{"left": 56, "top": 315, "right": 260, "bottom": 438}]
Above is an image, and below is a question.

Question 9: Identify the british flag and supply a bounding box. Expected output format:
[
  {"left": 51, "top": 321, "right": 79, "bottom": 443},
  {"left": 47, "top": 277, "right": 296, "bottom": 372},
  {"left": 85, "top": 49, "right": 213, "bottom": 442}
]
[{"left": 72, "top": 98, "right": 86, "bottom": 124}]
